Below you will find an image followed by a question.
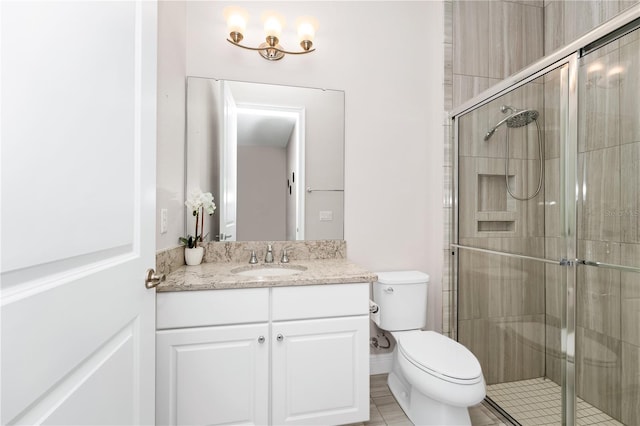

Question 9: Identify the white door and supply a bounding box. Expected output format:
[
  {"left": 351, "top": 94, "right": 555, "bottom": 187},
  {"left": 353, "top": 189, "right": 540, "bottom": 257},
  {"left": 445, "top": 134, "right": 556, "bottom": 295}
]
[
  {"left": 1, "top": 2, "right": 157, "bottom": 425},
  {"left": 271, "top": 316, "right": 370, "bottom": 425},
  {"left": 156, "top": 324, "right": 270, "bottom": 426},
  {"left": 219, "top": 81, "right": 238, "bottom": 241}
]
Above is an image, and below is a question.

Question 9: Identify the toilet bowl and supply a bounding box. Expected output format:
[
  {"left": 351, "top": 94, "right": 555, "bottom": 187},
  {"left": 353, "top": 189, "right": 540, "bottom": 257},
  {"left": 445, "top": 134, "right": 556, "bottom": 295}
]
[
  {"left": 390, "top": 330, "right": 486, "bottom": 425},
  {"left": 371, "top": 271, "right": 486, "bottom": 425}
]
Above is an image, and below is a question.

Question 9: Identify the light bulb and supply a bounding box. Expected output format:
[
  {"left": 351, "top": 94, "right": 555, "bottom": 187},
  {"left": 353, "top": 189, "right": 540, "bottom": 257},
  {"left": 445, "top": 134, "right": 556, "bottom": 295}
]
[
  {"left": 262, "top": 12, "right": 285, "bottom": 38},
  {"left": 223, "top": 6, "right": 248, "bottom": 36},
  {"left": 296, "top": 16, "right": 318, "bottom": 44}
]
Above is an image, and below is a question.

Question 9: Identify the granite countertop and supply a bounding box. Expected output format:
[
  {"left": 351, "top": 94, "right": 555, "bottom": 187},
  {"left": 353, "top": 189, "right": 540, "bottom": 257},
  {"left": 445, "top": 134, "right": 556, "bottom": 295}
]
[{"left": 157, "top": 259, "right": 378, "bottom": 292}]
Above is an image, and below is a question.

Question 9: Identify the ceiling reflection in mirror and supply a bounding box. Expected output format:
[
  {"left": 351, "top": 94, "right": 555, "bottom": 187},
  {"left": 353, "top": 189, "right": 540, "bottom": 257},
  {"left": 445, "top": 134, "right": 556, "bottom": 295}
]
[{"left": 186, "top": 77, "right": 345, "bottom": 242}]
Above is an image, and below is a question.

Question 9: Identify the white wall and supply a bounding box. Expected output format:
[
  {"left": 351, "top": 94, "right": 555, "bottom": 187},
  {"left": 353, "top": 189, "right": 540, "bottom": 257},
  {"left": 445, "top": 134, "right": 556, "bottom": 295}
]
[
  {"left": 157, "top": 1, "right": 444, "bottom": 330},
  {"left": 185, "top": 77, "right": 220, "bottom": 243},
  {"left": 157, "top": 1, "right": 187, "bottom": 249}
]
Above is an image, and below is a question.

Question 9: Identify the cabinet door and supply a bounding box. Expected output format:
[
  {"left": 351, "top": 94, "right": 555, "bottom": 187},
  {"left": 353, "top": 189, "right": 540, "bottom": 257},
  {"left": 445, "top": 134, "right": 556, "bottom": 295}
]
[
  {"left": 272, "top": 316, "right": 369, "bottom": 425},
  {"left": 156, "top": 323, "right": 269, "bottom": 426}
]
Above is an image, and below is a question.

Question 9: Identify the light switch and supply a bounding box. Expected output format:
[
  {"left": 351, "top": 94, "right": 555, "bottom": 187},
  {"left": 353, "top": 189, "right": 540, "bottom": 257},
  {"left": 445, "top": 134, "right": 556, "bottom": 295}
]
[
  {"left": 319, "top": 210, "right": 333, "bottom": 221},
  {"left": 160, "top": 208, "right": 168, "bottom": 234}
]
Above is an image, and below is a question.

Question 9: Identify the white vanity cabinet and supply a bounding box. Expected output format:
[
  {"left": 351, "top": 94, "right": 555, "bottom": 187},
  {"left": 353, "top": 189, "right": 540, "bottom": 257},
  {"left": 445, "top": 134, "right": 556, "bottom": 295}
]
[
  {"left": 271, "top": 284, "right": 370, "bottom": 425},
  {"left": 156, "top": 288, "right": 270, "bottom": 426},
  {"left": 156, "top": 283, "right": 370, "bottom": 426},
  {"left": 156, "top": 323, "right": 270, "bottom": 425}
]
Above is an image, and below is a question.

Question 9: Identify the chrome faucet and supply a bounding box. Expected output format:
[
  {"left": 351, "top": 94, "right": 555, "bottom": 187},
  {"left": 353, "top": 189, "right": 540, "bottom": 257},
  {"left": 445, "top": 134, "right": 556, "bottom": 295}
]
[
  {"left": 280, "top": 246, "right": 293, "bottom": 263},
  {"left": 264, "top": 244, "right": 274, "bottom": 263},
  {"left": 244, "top": 248, "right": 258, "bottom": 264}
]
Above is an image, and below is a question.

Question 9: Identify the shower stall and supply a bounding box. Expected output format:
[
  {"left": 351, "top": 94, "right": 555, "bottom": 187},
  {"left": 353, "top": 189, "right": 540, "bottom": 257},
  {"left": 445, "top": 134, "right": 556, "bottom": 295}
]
[{"left": 449, "top": 6, "right": 640, "bottom": 426}]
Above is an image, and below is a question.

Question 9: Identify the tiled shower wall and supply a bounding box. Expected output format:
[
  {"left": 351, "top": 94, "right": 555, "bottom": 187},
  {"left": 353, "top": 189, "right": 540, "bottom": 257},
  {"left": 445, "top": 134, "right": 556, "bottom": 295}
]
[
  {"left": 442, "top": 0, "right": 545, "bottom": 337},
  {"left": 442, "top": 0, "right": 640, "bottom": 334}
]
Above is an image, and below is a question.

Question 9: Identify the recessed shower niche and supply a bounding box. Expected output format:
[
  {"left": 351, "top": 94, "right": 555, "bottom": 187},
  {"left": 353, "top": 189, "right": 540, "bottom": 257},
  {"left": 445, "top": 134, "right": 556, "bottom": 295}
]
[
  {"left": 477, "top": 174, "right": 516, "bottom": 212},
  {"left": 476, "top": 173, "right": 517, "bottom": 233},
  {"left": 458, "top": 152, "right": 541, "bottom": 240},
  {"left": 477, "top": 220, "right": 515, "bottom": 232}
]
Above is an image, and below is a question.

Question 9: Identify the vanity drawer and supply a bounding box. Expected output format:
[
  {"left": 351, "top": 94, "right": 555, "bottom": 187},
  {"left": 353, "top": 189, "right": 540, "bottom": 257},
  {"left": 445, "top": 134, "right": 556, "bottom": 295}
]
[
  {"left": 157, "top": 288, "right": 269, "bottom": 330},
  {"left": 272, "top": 283, "right": 369, "bottom": 321}
]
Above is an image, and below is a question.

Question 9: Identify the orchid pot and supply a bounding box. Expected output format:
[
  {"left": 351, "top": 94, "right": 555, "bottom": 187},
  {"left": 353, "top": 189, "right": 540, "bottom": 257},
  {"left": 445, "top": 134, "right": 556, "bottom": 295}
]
[{"left": 184, "top": 246, "right": 204, "bottom": 266}]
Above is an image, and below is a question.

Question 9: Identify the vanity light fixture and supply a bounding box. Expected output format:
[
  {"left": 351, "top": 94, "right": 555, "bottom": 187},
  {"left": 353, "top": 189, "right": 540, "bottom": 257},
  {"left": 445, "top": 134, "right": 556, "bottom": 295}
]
[{"left": 224, "top": 7, "right": 318, "bottom": 61}]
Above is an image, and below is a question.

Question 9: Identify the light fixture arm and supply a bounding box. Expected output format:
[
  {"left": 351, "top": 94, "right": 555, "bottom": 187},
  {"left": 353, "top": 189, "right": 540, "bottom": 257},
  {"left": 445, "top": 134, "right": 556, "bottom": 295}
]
[{"left": 226, "top": 38, "right": 315, "bottom": 56}]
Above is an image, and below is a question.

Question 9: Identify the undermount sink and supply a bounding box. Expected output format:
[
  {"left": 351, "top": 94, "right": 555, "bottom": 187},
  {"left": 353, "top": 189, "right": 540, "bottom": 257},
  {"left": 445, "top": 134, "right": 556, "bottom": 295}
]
[{"left": 231, "top": 264, "right": 308, "bottom": 277}]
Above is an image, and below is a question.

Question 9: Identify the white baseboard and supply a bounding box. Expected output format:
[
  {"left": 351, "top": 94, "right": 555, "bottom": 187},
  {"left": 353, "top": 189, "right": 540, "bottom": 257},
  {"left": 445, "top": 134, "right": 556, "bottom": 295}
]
[{"left": 369, "top": 353, "right": 394, "bottom": 375}]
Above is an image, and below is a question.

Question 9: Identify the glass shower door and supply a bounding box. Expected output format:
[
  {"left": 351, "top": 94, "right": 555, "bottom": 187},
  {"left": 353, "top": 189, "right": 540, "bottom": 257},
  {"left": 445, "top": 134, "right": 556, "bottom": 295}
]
[
  {"left": 455, "top": 62, "right": 569, "bottom": 425},
  {"left": 575, "top": 27, "right": 640, "bottom": 426}
]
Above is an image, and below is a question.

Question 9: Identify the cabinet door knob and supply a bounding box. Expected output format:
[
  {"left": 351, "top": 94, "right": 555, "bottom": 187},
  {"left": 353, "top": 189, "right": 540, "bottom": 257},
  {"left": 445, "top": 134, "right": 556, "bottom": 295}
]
[
  {"left": 276, "top": 333, "right": 284, "bottom": 342},
  {"left": 258, "top": 336, "right": 265, "bottom": 344}
]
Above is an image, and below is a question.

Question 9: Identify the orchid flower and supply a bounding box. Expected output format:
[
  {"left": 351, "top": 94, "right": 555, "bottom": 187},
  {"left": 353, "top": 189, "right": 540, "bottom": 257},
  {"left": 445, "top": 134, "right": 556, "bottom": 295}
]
[{"left": 182, "top": 188, "right": 216, "bottom": 246}]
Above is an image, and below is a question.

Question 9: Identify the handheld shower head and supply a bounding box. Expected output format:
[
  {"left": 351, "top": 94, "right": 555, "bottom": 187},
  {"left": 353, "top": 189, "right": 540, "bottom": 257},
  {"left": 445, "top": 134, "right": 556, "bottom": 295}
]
[{"left": 484, "top": 128, "right": 497, "bottom": 141}]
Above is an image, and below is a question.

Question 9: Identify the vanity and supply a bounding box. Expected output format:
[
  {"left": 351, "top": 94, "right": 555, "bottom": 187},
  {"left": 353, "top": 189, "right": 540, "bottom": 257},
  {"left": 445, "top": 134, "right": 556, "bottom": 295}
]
[
  {"left": 158, "top": 77, "right": 365, "bottom": 425},
  {"left": 155, "top": 243, "right": 375, "bottom": 426}
]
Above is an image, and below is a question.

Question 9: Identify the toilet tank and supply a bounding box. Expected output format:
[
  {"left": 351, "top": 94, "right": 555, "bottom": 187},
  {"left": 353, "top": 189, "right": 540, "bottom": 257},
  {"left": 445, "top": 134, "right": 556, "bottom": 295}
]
[{"left": 373, "top": 271, "right": 429, "bottom": 331}]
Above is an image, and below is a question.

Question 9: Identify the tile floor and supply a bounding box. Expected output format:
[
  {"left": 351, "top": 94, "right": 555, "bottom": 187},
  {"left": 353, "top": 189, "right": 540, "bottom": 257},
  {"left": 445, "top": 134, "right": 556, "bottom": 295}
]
[
  {"left": 487, "top": 378, "right": 623, "bottom": 426},
  {"left": 359, "top": 374, "right": 626, "bottom": 425},
  {"left": 349, "top": 374, "right": 508, "bottom": 426}
]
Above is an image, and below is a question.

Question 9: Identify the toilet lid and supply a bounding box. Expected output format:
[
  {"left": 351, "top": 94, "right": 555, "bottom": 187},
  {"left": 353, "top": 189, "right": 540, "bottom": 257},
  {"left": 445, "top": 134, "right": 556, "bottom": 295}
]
[
  {"left": 376, "top": 270, "right": 430, "bottom": 284},
  {"left": 398, "top": 331, "right": 482, "bottom": 382}
]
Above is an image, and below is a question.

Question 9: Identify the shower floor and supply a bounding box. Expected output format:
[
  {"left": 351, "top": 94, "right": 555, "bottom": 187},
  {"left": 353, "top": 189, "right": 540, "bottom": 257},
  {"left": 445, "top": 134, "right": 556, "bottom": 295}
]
[{"left": 487, "top": 378, "right": 622, "bottom": 426}]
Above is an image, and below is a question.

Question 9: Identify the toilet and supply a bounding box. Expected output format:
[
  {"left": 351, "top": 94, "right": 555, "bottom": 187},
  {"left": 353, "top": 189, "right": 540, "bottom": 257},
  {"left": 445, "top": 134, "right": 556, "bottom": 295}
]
[{"left": 372, "top": 271, "right": 485, "bottom": 426}]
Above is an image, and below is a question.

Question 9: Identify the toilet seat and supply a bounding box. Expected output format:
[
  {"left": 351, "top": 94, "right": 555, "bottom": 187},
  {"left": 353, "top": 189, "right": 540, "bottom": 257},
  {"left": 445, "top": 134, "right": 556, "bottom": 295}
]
[{"left": 397, "top": 331, "right": 483, "bottom": 385}]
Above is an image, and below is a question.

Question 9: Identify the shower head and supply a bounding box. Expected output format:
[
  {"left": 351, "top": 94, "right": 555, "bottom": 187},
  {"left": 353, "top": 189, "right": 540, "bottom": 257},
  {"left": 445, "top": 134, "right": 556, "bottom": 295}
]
[
  {"left": 506, "top": 109, "right": 539, "bottom": 128},
  {"left": 483, "top": 106, "right": 539, "bottom": 141}
]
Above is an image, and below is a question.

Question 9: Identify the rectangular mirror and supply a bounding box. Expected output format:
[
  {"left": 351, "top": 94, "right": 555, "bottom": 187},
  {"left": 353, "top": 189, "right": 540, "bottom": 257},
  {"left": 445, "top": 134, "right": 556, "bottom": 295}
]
[{"left": 186, "top": 77, "right": 345, "bottom": 242}]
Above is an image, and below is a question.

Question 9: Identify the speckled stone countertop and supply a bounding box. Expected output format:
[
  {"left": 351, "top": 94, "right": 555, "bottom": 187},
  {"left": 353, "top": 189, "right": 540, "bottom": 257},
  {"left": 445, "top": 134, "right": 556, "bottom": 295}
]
[{"left": 157, "top": 259, "right": 377, "bottom": 292}]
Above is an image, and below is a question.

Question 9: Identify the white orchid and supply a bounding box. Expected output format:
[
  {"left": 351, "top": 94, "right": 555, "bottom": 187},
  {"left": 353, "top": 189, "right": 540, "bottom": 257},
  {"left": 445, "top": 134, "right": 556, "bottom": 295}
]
[
  {"left": 182, "top": 188, "right": 216, "bottom": 247},
  {"left": 185, "top": 188, "right": 216, "bottom": 216},
  {"left": 199, "top": 191, "right": 216, "bottom": 215}
]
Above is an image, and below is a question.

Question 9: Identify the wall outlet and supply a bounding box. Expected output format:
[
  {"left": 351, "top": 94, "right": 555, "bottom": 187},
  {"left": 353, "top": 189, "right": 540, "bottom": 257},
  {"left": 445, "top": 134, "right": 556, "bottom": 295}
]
[
  {"left": 160, "top": 208, "right": 168, "bottom": 234},
  {"left": 319, "top": 211, "right": 333, "bottom": 221}
]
